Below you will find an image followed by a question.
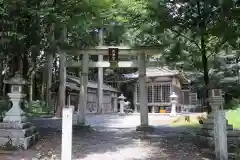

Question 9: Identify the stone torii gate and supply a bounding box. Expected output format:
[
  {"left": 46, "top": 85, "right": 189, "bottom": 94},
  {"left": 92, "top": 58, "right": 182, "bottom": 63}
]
[{"left": 59, "top": 45, "right": 160, "bottom": 131}]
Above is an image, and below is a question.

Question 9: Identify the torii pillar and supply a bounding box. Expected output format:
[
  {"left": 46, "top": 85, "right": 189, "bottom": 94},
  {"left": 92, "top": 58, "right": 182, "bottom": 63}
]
[{"left": 136, "top": 54, "right": 153, "bottom": 132}]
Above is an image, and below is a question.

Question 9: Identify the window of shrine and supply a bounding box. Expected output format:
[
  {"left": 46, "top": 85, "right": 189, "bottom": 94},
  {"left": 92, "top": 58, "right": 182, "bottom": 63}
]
[
  {"left": 136, "top": 83, "right": 171, "bottom": 103},
  {"left": 189, "top": 93, "right": 197, "bottom": 105},
  {"left": 136, "top": 84, "right": 140, "bottom": 103},
  {"left": 104, "top": 91, "right": 111, "bottom": 96},
  {"left": 147, "top": 84, "right": 152, "bottom": 103},
  {"left": 162, "top": 84, "right": 170, "bottom": 103},
  {"left": 153, "top": 84, "right": 162, "bottom": 102}
]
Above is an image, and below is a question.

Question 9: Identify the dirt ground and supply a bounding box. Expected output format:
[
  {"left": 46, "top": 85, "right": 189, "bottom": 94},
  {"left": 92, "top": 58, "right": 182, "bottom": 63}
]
[{"left": 3, "top": 114, "right": 212, "bottom": 160}]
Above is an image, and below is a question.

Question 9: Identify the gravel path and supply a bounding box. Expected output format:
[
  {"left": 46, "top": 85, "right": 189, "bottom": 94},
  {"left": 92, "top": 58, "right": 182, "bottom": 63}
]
[{"left": 6, "top": 114, "right": 212, "bottom": 160}]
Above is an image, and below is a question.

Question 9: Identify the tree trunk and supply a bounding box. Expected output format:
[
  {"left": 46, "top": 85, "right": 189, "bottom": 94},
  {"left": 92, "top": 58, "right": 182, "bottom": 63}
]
[
  {"left": 53, "top": 56, "right": 58, "bottom": 82},
  {"left": 22, "top": 53, "right": 29, "bottom": 79},
  {"left": 29, "top": 71, "right": 35, "bottom": 102},
  {"left": 197, "top": 1, "right": 211, "bottom": 114},
  {"left": 55, "top": 53, "right": 66, "bottom": 117},
  {"left": 46, "top": 53, "right": 53, "bottom": 110},
  {"left": 41, "top": 69, "right": 45, "bottom": 101},
  {"left": 201, "top": 33, "right": 211, "bottom": 114},
  {"left": 0, "top": 58, "right": 3, "bottom": 98}
]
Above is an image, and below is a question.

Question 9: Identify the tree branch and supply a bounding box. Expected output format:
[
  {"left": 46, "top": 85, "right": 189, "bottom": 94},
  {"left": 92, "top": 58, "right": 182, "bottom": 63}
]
[
  {"left": 168, "top": 28, "right": 201, "bottom": 50},
  {"left": 207, "top": 38, "right": 228, "bottom": 58}
]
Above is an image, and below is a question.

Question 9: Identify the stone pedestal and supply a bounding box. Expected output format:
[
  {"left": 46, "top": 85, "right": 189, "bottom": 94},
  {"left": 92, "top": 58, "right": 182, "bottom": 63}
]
[{"left": 136, "top": 125, "right": 154, "bottom": 132}]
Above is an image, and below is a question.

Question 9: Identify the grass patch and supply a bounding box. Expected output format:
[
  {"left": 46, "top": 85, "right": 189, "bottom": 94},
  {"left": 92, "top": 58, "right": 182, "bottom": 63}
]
[{"left": 226, "top": 108, "right": 240, "bottom": 129}]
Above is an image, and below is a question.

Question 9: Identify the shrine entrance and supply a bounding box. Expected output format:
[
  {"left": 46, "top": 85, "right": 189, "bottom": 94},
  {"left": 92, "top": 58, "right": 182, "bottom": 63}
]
[{"left": 60, "top": 45, "right": 160, "bottom": 130}]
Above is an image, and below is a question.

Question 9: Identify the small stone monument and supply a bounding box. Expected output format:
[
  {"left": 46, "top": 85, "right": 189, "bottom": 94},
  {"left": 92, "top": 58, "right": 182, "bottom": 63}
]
[
  {"left": 118, "top": 94, "right": 126, "bottom": 115},
  {"left": 0, "top": 72, "right": 39, "bottom": 149},
  {"left": 170, "top": 92, "right": 178, "bottom": 116}
]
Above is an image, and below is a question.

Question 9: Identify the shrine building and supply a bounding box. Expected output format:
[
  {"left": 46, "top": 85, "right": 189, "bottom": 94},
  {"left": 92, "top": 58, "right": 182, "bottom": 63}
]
[
  {"left": 125, "top": 67, "right": 192, "bottom": 113},
  {"left": 50, "top": 75, "right": 119, "bottom": 113}
]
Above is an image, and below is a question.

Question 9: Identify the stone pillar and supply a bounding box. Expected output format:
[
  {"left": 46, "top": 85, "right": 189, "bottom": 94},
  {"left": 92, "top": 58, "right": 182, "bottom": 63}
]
[
  {"left": 67, "top": 94, "right": 71, "bottom": 107},
  {"left": 136, "top": 54, "right": 153, "bottom": 132},
  {"left": 97, "top": 55, "right": 104, "bottom": 113},
  {"left": 133, "top": 85, "right": 138, "bottom": 112},
  {"left": 77, "top": 54, "right": 89, "bottom": 125},
  {"left": 113, "top": 98, "right": 118, "bottom": 112},
  {"left": 170, "top": 92, "right": 178, "bottom": 116}
]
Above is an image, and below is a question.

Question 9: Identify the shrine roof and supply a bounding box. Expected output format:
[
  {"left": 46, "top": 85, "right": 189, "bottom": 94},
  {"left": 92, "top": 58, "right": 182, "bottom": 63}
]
[
  {"left": 123, "top": 67, "right": 190, "bottom": 83},
  {"left": 68, "top": 76, "right": 119, "bottom": 92},
  {"left": 50, "top": 75, "right": 119, "bottom": 92},
  {"left": 123, "top": 67, "right": 177, "bottom": 78}
]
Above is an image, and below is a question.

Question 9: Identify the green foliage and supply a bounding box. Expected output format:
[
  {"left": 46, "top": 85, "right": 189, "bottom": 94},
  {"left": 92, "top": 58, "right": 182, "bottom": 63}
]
[
  {"left": 0, "top": 100, "right": 11, "bottom": 118},
  {"left": 224, "top": 99, "right": 240, "bottom": 110},
  {"left": 226, "top": 108, "right": 240, "bottom": 129},
  {"left": 28, "top": 100, "right": 47, "bottom": 113}
]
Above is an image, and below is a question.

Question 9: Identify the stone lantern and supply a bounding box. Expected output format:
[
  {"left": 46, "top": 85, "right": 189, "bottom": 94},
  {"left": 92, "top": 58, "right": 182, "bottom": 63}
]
[
  {"left": 170, "top": 92, "right": 178, "bottom": 116},
  {"left": 3, "top": 72, "right": 30, "bottom": 122},
  {"left": 0, "top": 72, "right": 39, "bottom": 149},
  {"left": 118, "top": 94, "right": 126, "bottom": 114}
]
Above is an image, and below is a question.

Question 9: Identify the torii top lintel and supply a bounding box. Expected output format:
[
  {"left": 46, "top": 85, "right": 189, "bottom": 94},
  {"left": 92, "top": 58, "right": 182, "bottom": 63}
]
[{"left": 62, "top": 46, "right": 161, "bottom": 55}]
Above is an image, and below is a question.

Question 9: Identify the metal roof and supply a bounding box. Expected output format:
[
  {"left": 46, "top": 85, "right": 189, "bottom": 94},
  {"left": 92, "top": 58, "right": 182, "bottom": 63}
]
[
  {"left": 123, "top": 67, "right": 178, "bottom": 78},
  {"left": 123, "top": 67, "right": 190, "bottom": 83},
  {"left": 68, "top": 76, "right": 119, "bottom": 92}
]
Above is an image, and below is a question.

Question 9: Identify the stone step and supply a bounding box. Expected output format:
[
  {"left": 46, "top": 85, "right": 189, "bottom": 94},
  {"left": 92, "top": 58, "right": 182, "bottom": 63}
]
[
  {"left": 0, "top": 126, "right": 37, "bottom": 138},
  {"left": 201, "top": 124, "right": 233, "bottom": 130},
  {"left": 198, "top": 135, "right": 240, "bottom": 149},
  {"left": 0, "top": 122, "right": 32, "bottom": 129},
  {"left": 0, "top": 132, "right": 39, "bottom": 149},
  {"left": 202, "top": 118, "right": 230, "bottom": 125},
  {"left": 199, "top": 129, "right": 239, "bottom": 137},
  {"left": 201, "top": 148, "right": 239, "bottom": 160}
]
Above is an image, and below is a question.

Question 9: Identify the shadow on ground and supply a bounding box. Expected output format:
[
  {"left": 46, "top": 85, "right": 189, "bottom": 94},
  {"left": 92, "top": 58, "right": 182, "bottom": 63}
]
[{"left": 8, "top": 115, "right": 213, "bottom": 160}]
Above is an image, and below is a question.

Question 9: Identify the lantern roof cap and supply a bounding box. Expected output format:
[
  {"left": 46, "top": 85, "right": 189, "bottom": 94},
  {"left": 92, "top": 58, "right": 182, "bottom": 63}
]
[
  {"left": 4, "top": 72, "right": 30, "bottom": 85},
  {"left": 118, "top": 94, "right": 126, "bottom": 99},
  {"left": 170, "top": 92, "right": 178, "bottom": 98}
]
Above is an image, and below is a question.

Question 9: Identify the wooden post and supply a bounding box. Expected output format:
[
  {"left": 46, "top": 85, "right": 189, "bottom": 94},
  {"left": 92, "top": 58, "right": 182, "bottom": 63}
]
[{"left": 61, "top": 107, "right": 73, "bottom": 160}]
